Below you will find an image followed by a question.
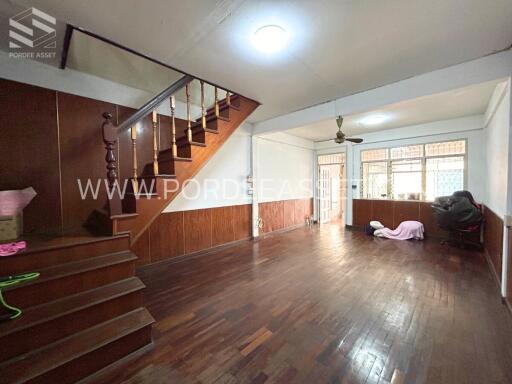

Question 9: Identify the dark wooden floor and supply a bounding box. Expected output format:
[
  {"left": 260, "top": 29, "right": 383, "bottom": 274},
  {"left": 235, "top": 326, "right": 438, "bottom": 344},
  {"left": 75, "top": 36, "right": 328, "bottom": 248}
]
[{"left": 92, "top": 223, "right": 512, "bottom": 384}]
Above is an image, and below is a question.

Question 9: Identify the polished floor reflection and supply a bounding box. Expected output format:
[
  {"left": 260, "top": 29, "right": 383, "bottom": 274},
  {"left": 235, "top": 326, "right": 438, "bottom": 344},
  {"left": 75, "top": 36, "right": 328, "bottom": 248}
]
[{"left": 95, "top": 223, "right": 512, "bottom": 384}]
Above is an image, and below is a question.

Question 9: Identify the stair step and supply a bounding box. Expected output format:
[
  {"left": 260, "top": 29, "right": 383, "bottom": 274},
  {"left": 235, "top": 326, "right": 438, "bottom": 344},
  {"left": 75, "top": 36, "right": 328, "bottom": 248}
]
[
  {"left": 0, "top": 308, "right": 154, "bottom": 384},
  {"left": 176, "top": 139, "right": 207, "bottom": 148},
  {"left": 0, "top": 234, "right": 130, "bottom": 276},
  {"left": 0, "top": 277, "right": 145, "bottom": 361},
  {"left": 3, "top": 251, "right": 137, "bottom": 308}
]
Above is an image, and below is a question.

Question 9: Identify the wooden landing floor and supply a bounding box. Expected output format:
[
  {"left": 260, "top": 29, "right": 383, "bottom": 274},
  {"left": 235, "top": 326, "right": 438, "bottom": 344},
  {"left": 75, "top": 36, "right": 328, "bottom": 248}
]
[{"left": 92, "top": 223, "right": 512, "bottom": 384}]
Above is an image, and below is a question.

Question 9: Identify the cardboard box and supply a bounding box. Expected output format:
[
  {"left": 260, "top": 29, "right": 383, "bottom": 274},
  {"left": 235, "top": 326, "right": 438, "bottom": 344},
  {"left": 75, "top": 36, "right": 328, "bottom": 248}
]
[{"left": 0, "top": 214, "right": 22, "bottom": 241}]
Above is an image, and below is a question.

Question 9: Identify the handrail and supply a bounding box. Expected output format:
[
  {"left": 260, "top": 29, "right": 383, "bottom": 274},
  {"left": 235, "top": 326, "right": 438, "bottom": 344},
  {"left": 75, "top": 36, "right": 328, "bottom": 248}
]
[{"left": 116, "top": 75, "right": 194, "bottom": 134}]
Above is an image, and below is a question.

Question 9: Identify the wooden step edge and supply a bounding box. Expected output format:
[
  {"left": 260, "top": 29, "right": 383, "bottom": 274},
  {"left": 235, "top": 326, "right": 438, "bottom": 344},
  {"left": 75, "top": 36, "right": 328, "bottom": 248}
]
[
  {"left": 138, "top": 174, "right": 177, "bottom": 180},
  {"left": 189, "top": 124, "right": 219, "bottom": 135},
  {"left": 95, "top": 208, "right": 138, "bottom": 221},
  {"left": 205, "top": 113, "right": 230, "bottom": 123},
  {"left": 11, "top": 232, "right": 131, "bottom": 257},
  {"left": 157, "top": 150, "right": 193, "bottom": 162},
  {"left": 0, "top": 277, "right": 145, "bottom": 338},
  {"left": 4, "top": 251, "right": 137, "bottom": 291},
  {"left": 176, "top": 139, "right": 207, "bottom": 148},
  {"left": 0, "top": 308, "right": 155, "bottom": 383}
]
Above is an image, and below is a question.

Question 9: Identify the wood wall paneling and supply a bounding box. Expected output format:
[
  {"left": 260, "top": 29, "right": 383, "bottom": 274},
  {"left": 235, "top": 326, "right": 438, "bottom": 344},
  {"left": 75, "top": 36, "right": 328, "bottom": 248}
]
[
  {"left": 149, "top": 211, "right": 184, "bottom": 262},
  {"left": 294, "top": 199, "right": 306, "bottom": 226},
  {"left": 393, "top": 201, "right": 420, "bottom": 228},
  {"left": 184, "top": 209, "right": 212, "bottom": 254},
  {"left": 353, "top": 199, "right": 449, "bottom": 238},
  {"left": 419, "top": 202, "right": 446, "bottom": 239},
  {"left": 259, "top": 201, "right": 284, "bottom": 233},
  {"left": 509, "top": 230, "right": 512, "bottom": 299},
  {"left": 352, "top": 199, "right": 372, "bottom": 227},
  {"left": 211, "top": 206, "right": 235, "bottom": 246},
  {"left": 283, "top": 200, "right": 296, "bottom": 228},
  {"left": 233, "top": 204, "right": 252, "bottom": 241},
  {"left": 0, "top": 79, "right": 61, "bottom": 233},
  {"left": 371, "top": 200, "right": 394, "bottom": 229},
  {"left": 483, "top": 206, "right": 503, "bottom": 281},
  {"left": 131, "top": 229, "right": 151, "bottom": 267},
  {"left": 58, "top": 92, "right": 117, "bottom": 231}
]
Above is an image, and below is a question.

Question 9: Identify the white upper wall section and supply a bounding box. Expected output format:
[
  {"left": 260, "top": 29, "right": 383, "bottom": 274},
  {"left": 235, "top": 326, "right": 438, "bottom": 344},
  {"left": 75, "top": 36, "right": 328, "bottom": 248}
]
[
  {"left": 254, "top": 50, "right": 512, "bottom": 135},
  {"left": 484, "top": 79, "right": 511, "bottom": 217},
  {"left": 164, "top": 124, "right": 253, "bottom": 212},
  {"left": 255, "top": 132, "right": 314, "bottom": 203}
]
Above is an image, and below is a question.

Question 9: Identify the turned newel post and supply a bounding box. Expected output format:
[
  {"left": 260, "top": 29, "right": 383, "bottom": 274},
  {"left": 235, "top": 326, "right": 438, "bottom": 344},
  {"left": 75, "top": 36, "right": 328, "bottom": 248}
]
[{"left": 101, "top": 112, "right": 122, "bottom": 216}]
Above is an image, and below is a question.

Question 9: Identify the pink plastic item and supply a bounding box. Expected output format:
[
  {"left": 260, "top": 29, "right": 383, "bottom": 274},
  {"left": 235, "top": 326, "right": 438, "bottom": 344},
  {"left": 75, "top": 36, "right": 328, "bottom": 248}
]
[{"left": 0, "top": 241, "right": 27, "bottom": 257}]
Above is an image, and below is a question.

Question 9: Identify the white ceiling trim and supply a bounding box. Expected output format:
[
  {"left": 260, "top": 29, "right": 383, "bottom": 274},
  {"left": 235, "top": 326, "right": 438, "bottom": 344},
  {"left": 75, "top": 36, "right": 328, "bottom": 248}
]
[{"left": 253, "top": 49, "right": 512, "bottom": 135}]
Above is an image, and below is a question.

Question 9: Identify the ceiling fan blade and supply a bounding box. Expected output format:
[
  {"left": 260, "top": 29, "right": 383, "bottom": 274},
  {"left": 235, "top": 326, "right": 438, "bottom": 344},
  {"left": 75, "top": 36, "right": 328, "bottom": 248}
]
[{"left": 346, "top": 138, "right": 363, "bottom": 143}]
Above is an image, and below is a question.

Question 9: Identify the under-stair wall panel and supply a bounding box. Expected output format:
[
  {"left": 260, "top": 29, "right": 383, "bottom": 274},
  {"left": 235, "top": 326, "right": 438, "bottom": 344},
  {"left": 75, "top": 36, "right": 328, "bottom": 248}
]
[{"left": 132, "top": 204, "right": 252, "bottom": 266}]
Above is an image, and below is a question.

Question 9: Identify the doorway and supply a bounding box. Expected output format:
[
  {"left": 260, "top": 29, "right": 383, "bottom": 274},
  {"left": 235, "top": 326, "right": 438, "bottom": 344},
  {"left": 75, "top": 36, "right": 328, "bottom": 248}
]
[{"left": 318, "top": 153, "right": 346, "bottom": 224}]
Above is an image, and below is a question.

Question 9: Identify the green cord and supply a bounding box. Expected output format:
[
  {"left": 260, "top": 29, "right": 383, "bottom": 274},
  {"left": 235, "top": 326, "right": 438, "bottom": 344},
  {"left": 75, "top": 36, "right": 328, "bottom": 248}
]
[{"left": 0, "top": 272, "right": 40, "bottom": 320}]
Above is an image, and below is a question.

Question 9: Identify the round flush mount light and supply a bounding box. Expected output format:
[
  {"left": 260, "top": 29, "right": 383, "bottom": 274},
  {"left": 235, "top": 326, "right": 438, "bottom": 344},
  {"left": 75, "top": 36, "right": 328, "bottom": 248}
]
[
  {"left": 360, "top": 114, "right": 390, "bottom": 126},
  {"left": 252, "top": 25, "right": 288, "bottom": 53}
]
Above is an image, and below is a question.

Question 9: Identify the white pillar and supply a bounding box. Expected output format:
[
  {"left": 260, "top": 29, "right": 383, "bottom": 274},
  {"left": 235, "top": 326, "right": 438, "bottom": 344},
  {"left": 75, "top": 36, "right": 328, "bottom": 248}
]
[{"left": 251, "top": 136, "right": 259, "bottom": 238}]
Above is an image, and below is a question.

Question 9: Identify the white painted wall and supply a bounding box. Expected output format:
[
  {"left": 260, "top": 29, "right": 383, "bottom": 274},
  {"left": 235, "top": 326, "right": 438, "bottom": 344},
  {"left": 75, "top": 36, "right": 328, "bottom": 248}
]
[
  {"left": 164, "top": 124, "right": 253, "bottom": 212},
  {"left": 483, "top": 80, "right": 511, "bottom": 217},
  {"left": 315, "top": 115, "right": 487, "bottom": 226},
  {"left": 255, "top": 132, "right": 314, "bottom": 203}
]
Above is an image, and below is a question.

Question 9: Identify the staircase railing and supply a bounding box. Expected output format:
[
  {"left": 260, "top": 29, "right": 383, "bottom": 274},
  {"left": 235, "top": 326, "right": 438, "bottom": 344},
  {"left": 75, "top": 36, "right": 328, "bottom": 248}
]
[{"left": 100, "top": 74, "right": 233, "bottom": 217}]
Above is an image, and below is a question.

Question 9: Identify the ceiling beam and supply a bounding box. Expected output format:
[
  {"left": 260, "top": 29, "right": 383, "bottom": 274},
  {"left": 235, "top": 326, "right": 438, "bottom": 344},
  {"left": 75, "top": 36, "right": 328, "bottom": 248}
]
[{"left": 253, "top": 49, "right": 512, "bottom": 135}]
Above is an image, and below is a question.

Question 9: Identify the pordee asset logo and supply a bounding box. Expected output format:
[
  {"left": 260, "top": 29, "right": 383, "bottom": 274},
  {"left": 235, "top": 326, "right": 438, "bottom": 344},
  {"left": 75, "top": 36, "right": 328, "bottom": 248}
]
[{"left": 9, "top": 7, "right": 56, "bottom": 59}]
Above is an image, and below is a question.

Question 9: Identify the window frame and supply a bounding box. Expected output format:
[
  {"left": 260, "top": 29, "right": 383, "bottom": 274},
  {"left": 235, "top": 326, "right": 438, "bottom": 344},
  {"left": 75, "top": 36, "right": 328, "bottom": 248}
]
[{"left": 360, "top": 139, "right": 468, "bottom": 201}]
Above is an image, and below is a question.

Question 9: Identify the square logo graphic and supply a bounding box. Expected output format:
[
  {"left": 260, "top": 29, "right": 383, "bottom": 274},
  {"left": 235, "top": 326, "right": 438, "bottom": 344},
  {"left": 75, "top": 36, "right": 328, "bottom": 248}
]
[{"left": 9, "top": 7, "right": 56, "bottom": 49}]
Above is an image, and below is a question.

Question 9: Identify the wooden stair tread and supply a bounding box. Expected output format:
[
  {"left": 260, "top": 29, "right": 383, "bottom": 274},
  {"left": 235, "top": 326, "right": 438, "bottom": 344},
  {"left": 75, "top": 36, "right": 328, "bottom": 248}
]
[
  {"left": 0, "top": 308, "right": 154, "bottom": 383},
  {"left": 4, "top": 251, "right": 137, "bottom": 291},
  {"left": 156, "top": 150, "right": 193, "bottom": 161},
  {"left": 177, "top": 139, "right": 207, "bottom": 148},
  {"left": 0, "top": 277, "right": 144, "bottom": 338},
  {"left": 9, "top": 232, "right": 129, "bottom": 257},
  {"left": 95, "top": 208, "right": 138, "bottom": 221}
]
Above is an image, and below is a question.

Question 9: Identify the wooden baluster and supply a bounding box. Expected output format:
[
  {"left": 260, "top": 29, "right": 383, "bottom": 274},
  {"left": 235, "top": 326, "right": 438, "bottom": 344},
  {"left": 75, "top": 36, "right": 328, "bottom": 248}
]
[
  {"left": 214, "top": 86, "right": 220, "bottom": 118},
  {"left": 131, "top": 126, "right": 138, "bottom": 194},
  {"left": 101, "top": 112, "right": 122, "bottom": 216},
  {"left": 170, "top": 95, "right": 178, "bottom": 157},
  {"left": 226, "top": 90, "right": 231, "bottom": 106},
  {"left": 200, "top": 80, "right": 206, "bottom": 131},
  {"left": 186, "top": 83, "right": 192, "bottom": 142},
  {"left": 152, "top": 110, "right": 159, "bottom": 175}
]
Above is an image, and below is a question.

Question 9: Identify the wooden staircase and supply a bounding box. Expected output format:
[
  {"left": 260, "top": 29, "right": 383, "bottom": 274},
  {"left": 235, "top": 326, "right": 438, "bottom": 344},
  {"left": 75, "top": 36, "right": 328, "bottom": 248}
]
[
  {"left": 0, "top": 235, "right": 153, "bottom": 383},
  {"left": 98, "top": 92, "right": 259, "bottom": 243},
  {"left": 0, "top": 74, "right": 258, "bottom": 381}
]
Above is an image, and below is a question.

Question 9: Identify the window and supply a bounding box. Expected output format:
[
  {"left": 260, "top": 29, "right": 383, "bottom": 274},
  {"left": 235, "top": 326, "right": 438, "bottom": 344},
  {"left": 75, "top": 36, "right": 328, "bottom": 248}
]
[{"left": 361, "top": 140, "right": 466, "bottom": 201}]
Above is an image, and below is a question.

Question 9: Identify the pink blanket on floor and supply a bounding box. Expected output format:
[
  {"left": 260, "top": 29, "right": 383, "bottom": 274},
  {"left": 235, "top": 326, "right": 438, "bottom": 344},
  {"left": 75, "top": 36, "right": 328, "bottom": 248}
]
[
  {"left": 374, "top": 221, "right": 424, "bottom": 240},
  {"left": 0, "top": 241, "right": 26, "bottom": 256}
]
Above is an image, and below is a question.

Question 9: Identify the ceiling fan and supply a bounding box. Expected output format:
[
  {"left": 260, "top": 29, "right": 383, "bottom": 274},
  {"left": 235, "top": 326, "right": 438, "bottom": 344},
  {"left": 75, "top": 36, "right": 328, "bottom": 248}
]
[{"left": 333, "top": 115, "right": 363, "bottom": 144}]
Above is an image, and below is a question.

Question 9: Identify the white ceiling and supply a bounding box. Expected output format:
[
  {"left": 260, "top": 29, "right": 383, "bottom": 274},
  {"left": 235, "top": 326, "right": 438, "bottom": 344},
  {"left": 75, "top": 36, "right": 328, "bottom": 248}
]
[
  {"left": 285, "top": 80, "right": 502, "bottom": 141},
  {"left": 7, "top": 0, "right": 512, "bottom": 122}
]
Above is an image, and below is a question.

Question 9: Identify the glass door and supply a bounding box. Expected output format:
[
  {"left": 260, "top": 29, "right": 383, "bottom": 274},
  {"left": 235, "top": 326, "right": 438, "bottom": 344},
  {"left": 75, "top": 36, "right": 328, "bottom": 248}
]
[{"left": 318, "top": 154, "right": 346, "bottom": 224}]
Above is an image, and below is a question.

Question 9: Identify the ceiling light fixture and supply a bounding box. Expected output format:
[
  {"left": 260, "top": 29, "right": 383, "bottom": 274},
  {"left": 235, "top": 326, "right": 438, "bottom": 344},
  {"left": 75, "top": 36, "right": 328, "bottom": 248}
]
[
  {"left": 252, "top": 25, "right": 288, "bottom": 53},
  {"left": 360, "top": 114, "right": 389, "bottom": 126}
]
